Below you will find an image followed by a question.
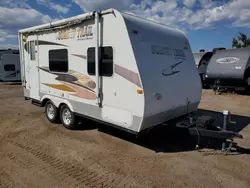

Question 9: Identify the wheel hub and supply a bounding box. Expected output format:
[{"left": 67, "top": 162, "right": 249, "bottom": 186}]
[
  {"left": 63, "top": 109, "right": 72, "bottom": 125},
  {"left": 47, "top": 104, "right": 55, "bottom": 119}
]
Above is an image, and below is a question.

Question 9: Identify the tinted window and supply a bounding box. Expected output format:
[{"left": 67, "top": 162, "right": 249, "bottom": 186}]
[
  {"left": 4, "top": 64, "right": 15, "bottom": 71},
  {"left": 49, "top": 49, "right": 68, "bottom": 72},
  {"left": 87, "top": 47, "right": 113, "bottom": 77},
  {"left": 30, "top": 41, "right": 36, "bottom": 60}
]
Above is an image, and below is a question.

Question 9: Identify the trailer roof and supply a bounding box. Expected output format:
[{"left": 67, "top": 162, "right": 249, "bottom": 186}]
[
  {"left": 19, "top": 8, "right": 185, "bottom": 36},
  {"left": 19, "top": 9, "right": 114, "bottom": 34},
  {"left": 211, "top": 47, "right": 250, "bottom": 61}
]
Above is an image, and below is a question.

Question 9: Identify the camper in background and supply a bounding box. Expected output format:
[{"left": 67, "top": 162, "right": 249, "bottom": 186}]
[
  {"left": 193, "top": 51, "right": 213, "bottom": 88},
  {"left": 205, "top": 47, "right": 250, "bottom": 93},
  {"left": 0, "top": 49, "right": 21, "bottom": 82}
]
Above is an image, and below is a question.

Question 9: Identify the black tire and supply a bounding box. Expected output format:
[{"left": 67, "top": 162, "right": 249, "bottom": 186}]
[
  {"left": 60, "top": 104, "right": 76, "bottom": 129},
  {"left": 45, "top": 100, "right": 59, "bottom": 123}
]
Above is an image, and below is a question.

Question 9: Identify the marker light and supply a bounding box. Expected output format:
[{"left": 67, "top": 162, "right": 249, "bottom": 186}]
[{"left": 137, "top": 89, "right": 143, "bottom": 94}]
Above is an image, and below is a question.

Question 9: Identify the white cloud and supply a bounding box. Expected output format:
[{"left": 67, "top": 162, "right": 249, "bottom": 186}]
[
  {"left": 128, "top": 0, "right": 250, "bottom": 30},
  {"left": 6, "top": 34, "right": 17, "bottom": 38},
  {"left": 0, "top": 7, "right": 52, "bottom": 30},
  {"left": 183, "top": 0, "right": 196, "bottom": 8},
  {"left": 0, "top": 0, "right": 30, "bottom": 9},
  {"left": 73, "top": 0, "right": 133, "bottom": 12},
  {"left": 70, "top": 0, "right": 250, "bottom": 29},
  {"left": 0, "top": 6, "right": 52, "bottom": 47},
  {"left": 36, "top": 0, "right": 70, "bottom": 14}
]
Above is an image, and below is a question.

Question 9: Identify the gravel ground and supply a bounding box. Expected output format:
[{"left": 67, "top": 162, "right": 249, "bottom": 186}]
[{"left": 0, "top": 84, "right": 250, "bottom": 188}]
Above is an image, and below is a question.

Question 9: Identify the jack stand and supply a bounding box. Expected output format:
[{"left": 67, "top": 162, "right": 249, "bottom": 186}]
[{"left": 222, "top": 139, "right": 234, "bottom": 154}]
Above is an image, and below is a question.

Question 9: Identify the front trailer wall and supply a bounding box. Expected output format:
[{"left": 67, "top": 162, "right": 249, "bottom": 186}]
[
  {"left": 122, "top": 13, "right": 202, "bottom": 124},
  {"left": 140, "top": 102, "right": 199, "bottom": 131},
  {"left": 206, "top": 48, "right": 250, "bottom": 82}
]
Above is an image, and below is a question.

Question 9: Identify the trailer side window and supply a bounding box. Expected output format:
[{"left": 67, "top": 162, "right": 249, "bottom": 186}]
[
  {"left": 49, "top": 49, "right": 68, "bottom": 72},
  {"left": 30, "top": 41, "right": 36, "bottom": 60},
  {"left": 4, "top": 64, "right": 15, "bottom": 72},
  {"left": 87, "top": 47, "right": 113, "bottom": 77}
]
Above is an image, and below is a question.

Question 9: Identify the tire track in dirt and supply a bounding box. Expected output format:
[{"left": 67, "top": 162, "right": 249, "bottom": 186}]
[
  {"left": 0, "top": 142, "right": 67, "bottom": 188},
  {"left": 0, "top": 168, "right": 22, "bottom": 188},
  {"left": 3, "top": 138, "right": 139, "bottom": 188}
]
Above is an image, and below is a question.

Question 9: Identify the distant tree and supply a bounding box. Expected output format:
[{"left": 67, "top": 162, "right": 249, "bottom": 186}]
[{"left": 232, "top": 32, "right": 250, "bottom": 48}]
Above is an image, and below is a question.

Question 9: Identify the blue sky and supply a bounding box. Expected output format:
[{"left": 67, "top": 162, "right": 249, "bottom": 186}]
[{"left": 0, "top": 0, "right": 250, "bottom": 52}]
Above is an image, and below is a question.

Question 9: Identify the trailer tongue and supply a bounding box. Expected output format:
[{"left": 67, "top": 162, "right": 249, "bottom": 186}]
[{"left": 174, "top": 110, "right": 243, "bottom": 154}]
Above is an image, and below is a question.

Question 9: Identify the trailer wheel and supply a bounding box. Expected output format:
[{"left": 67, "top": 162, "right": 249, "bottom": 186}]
[
  {"left": 45, "top": 100, "right": 59, "bottom": 123},
  {"left": 60, "top": 104, "right": 76, "bottom": 130}
]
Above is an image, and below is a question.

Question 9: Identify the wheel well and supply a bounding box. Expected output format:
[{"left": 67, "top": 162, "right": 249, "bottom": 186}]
[
  {"left": 244, "top": 67, "right": 250, "bottom": 80},
  {"left": 59, "top": 103, "right": 67, "bottom": 110},
  {"left": 41, "top": 98, "right": 50, "bottom": 107}
]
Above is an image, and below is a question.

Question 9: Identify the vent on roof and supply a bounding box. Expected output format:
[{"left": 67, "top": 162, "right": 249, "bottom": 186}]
[{"left": 213, "top": 47, "right": 226, "bottom": 53}]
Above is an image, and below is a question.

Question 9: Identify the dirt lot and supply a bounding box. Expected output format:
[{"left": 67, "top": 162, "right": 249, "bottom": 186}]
[{"left": 0, "top": 84, "right": 250, "bottom": 188}]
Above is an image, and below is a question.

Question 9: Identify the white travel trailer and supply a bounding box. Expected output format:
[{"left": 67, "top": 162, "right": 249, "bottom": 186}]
[
  {"left": 18, "top": 9, "right": 202, "bottom": 132},
  {"left": 0, "top": 50, "right": 21, "bottom": 82}
]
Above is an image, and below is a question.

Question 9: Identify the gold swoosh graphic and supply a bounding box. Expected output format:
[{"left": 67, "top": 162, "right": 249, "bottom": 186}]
[{"left": 42, "top": 83, "right": 76, "bottom": 92}]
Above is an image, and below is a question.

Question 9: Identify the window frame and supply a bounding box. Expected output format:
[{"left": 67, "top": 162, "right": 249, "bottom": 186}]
[
  {"left": 4, "top": 64, "right": 16, "bottom": 72},
  {"left": 87, "top": 46, "right": 114, "bottom": 77},
  {"left": 48, "top": 49, "right": 69, "bottom": 73}
]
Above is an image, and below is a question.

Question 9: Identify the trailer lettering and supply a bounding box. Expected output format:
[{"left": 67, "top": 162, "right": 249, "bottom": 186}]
[
  {"left": 77, "top": 26, "right": 93, "bottom": 39},
  {"left": 216, "top": 57, "right": 239, "bottom": 64},
  {"left": 173, "top": 49, "right": 185, "bottom": 58},
  {"left": 57, "top": 28, "right": 76, "bottom": 40},
  {"left": 56, "top": 25, "right": 93, "bottom": 41},
  {"left": 151, "top": 45, "right": 172, "bottom": 56}
]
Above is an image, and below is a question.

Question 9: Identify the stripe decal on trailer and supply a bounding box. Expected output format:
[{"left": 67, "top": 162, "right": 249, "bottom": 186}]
[
  {"left": 24, "top": 40, "right": 67, "bottom": 53},
  {"left": 115, "top": 64, "right": 141, "bottom": 88},
  {"left": 72, "top": 54, "right": 142, "bottom": 88},
  {"left": 39, "top": 67, "right": 96, "bottom": 100},
  {"left": 42, "top": 83, "right": 76, "bottom": 92},
  {"left": 71, "top": 54, "right": 87, "bottom": 59}
]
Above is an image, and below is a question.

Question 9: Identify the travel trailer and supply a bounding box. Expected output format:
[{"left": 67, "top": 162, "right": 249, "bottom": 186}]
[
  {"left": 18, "top": 9, "right": 243, "bottom": 148},
  {"left": 205, "top": 47, "right": 250, "bottom": 92},
  {"left": 19, "top": 8, "right": 201, "bottom": 131},
  {"left": 0, "top": 49, "right": 19, "bottom": 57},
  {"left": 0, "top": 50, "right": 21, "bottom": 82},
  {"left": 194, "top": 52, "right": 206, "bottom": 67},
  {"left": 193, "top": 51, "right": 213, "bottom": 87}
]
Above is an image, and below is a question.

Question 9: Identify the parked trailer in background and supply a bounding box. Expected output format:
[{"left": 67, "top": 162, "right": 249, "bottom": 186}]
[
  {"left": 205, "top": 47, "right": 250, "bottom": 92},
  {"left": 18, "top": 9, "right": 243, "bottom": 150},
  {"left": 193, "top": 51, "right": 213, "bottom": 87},
  {"left": 0, "top": 50, "right": 21, "bottom": 82},
  {"left": 0, "top": 49, "right": 19, "bottom": 57},
  {"left": 194, "top": 52, "right": 205, "bottom": 67}
]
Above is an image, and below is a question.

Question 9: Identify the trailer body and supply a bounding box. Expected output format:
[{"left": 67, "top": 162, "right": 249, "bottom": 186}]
[
  {"left": 0, "top": 50, "right": 21, "bottom": 82},
  {"left": 205, "top": 48, "right": 250, "bottom": 90},
  {"left": 19, "top": 9, "right": 201, "bottom": 133}
]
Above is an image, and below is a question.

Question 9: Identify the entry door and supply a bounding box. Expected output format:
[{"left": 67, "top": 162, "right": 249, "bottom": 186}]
[{"left": 28, "top": 37, "right": 40, "bottom": 100}]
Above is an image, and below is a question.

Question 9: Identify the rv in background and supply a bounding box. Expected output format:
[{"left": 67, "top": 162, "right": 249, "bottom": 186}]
[
  {"left": 193, "top": 51, "right": 213, "bottom": 87},
  {"left": 205, "top": 47, "right": 250, "bottom": 92},
  {"left": 0, "top": 49, "right": 21, "bottom": 82},
  {"left": 19, "top": 9, "right": 201, "bottom": 132}
]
